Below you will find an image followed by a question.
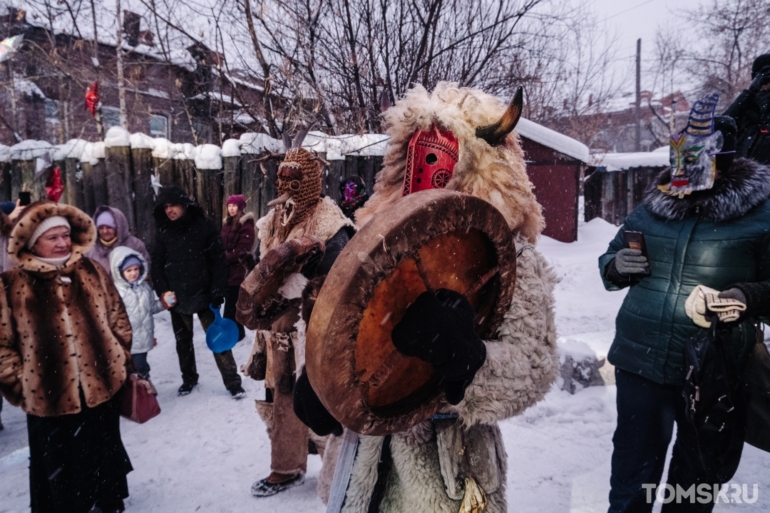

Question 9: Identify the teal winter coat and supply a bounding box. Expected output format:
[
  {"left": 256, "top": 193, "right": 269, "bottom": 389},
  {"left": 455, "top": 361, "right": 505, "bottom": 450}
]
[{"left": 599, "top": 159, "right": 770, "bottom": 385}]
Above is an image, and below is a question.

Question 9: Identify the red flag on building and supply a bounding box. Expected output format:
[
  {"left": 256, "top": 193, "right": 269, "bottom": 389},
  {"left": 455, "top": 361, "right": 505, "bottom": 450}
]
[
  {"left": 85, "top": 82, "right": 99, "bottom": 117},
  {"left": 45, "top": 166, "right": 64, "bottom": 203}
]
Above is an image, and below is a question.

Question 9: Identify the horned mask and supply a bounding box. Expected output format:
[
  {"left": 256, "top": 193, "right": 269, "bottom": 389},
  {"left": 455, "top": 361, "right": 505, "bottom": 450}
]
[
  {"left": 269, "top": 127, "right": 323, "bottom": 228},
  {"left": 662, "top": 93, "right": 723, "bottom": 198},
  {"left": 402, "top": 88, "right": 523, "bottom": 197}
]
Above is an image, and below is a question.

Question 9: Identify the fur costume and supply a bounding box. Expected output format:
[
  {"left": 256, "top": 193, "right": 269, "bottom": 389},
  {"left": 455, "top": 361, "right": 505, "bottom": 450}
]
[
  {"left": 321, "top": 82, "right": 558, "bottom": 512},
  {"left": 356, "top": 82, "right": 544, "bottom": 243},
  {"left": 247, "top": 145, "right": 355, "bottom": 480},
  {"left": 0, "top": 202, "right": 133, "bottom": 417}
]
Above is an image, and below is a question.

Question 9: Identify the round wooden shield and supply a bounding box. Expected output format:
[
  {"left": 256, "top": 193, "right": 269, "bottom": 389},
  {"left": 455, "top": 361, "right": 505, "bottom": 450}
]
[
  {"left": 305, "top": 189, "right": 517, "bottom": 436},
  {"left": 236, "top": 235, "right": 324, "bottom": 331}
]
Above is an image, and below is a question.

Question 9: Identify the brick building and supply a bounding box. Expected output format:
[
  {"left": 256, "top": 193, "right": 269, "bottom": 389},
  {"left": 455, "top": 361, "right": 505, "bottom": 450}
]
[{"left": 0, "top": 6, "right": 272, "bottom": 146}]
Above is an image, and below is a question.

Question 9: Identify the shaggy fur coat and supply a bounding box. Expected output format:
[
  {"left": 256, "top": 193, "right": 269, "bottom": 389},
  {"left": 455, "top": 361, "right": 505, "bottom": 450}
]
[
  {"left": 0, "top": 202, "right": 133, "bottom": 417},
  {"left": 322, "top": 83, "right": 559, "bottom": 512}
]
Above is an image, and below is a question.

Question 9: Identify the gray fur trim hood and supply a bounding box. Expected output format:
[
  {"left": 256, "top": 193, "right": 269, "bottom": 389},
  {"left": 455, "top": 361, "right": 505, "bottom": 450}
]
[{"left": 644, "top": 158, "right": 770, "bottom": 222}]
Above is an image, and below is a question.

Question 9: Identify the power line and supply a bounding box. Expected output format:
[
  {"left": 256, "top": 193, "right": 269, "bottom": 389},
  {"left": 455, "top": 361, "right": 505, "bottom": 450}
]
[{"left": 601, "top": 0, "right": 655, "bottom": 22}]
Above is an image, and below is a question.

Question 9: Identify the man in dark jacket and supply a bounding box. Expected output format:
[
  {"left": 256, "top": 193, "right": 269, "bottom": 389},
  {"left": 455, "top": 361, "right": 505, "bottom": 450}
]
[
  {"left": 600, "top": 96, "right": 770, "bottom": 512},
  {"left": 723, "top": 53, "right": 770, "bottom": 165},
  {"left": 152, "top": 186, "right": 244, "bottom": 398}
]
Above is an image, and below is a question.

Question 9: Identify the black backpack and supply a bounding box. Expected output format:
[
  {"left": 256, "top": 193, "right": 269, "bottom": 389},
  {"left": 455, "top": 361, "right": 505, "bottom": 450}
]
[{"left": 680, "top": 321, "right": 747, "bottom": 483}]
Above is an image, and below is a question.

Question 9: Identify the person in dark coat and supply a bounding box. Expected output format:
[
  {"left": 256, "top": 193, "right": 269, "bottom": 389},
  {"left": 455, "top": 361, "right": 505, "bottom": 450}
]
[
  {"left": 152, "top": 186, "right": 245, "bottom": 398},
  {"left": 87, "top": 205, "right": 152, "bottom": 281},
  {"left": 600, "top": 98, "right": 770, "bottom": 512},
  {"left": 221, "top": 194, "right": 255, "bottom": 341},
  {"left": 0, "top": 201, "right": 134, "bottom": 513},
  {"left": 723, "top": 53, "right": 770, "bottom": 165}
]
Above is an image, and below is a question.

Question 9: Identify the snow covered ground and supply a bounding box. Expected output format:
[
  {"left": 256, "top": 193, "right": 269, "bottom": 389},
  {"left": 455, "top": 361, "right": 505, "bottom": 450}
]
[{"left": 2, "top": 217, "right": 769, "bottom": 512}]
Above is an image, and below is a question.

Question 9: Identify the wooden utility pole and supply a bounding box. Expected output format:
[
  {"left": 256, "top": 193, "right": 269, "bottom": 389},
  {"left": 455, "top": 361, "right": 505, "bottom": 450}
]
[
  {"left": 635, "top": 38, "right": 641, "bottom": 152},
  {"left": 115, "top": 0, "right": 128, "bottom": 129}
]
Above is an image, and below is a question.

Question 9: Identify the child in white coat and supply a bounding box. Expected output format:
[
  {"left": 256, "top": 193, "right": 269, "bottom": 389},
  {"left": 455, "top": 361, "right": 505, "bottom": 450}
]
[{"left": 110, "top": 246, "right": 166, "bottom": 390}]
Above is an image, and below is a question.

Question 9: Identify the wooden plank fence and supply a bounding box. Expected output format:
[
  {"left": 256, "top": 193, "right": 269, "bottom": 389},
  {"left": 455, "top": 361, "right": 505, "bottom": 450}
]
[
  {"left": 584, "top": 166, "right": 660, "bottom": 225},
  {"left": 0, "top": 140, "right": 383, "bottom": 251}
]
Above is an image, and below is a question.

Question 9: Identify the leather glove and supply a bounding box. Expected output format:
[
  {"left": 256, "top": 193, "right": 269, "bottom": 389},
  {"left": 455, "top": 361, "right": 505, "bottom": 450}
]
[
  {"left": 749, "top": 69, "right": 770, "bottom": 92},
  {"left": 391, "top": 289, "right": 486, "bottom": 405},
  {"left": 294, "top": 368, "right": 343, "bottom": 436},
  {"left": 613, "top": 248, "right": 650, "bottom": 276}
]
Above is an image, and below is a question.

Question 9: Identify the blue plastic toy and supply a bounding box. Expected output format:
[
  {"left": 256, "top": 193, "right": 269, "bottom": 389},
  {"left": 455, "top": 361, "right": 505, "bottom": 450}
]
[{"left": 205, "top": 304, "right": 239, "bottom": 353}]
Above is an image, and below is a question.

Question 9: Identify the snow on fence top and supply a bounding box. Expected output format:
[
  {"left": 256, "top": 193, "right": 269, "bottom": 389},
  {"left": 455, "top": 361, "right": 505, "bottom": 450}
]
[
  {"left": 104, "top": 127, "right": 132, "bottom": 148},
  {"left": 516, "top": 118, "right": 591, "bottom": 164},
  {"left": 9, "top": 140, "right": 53, "bottom": 161},
  {"left": 53, "top": 139, "right": 88, "bottom": 161},
  {"left": 590, "top": 149, "right": 670, "bottom": 172},
  {"left": 194, "top": 145, "right": 223, "bottom": 170}
]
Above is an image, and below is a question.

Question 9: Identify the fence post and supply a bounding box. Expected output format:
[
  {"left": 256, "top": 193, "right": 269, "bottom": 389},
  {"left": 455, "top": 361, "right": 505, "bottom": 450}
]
[
  {"left": 0, "top": 162, "right": 10, "bottom": 202},
  {"left": 11, "top": 160, "right": 38, "bottom": 201},
  {"left": 194, "top": 144, "right": 224, "bottom": 229},
  {"left": 104, "top": 148, "right": 135, "bottom": 232},
  {"left": 259, "top": 157, "right": 279, "bottom": 219},
  {"left": 174, "top": 157, "right": 196, "bottom": 199},
  {"left": 222, "top": 155, "right": 242, "bottom": 219},
  {"left": 130, "top": 138, "right": 156, "bottom": 249},
  {"left": 239, "top": 154, "right": 262, "bottom": 221},
  {"left": 64, "top": 157, "right": 85, "bottom": 210},
  {"left": 80, "top": 161, "right": 96, "bottom": 215}
]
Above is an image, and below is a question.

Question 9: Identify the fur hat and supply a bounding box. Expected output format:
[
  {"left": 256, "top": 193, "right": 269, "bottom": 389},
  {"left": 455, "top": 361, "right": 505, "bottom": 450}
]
[{"left": 27, "top": 215, "right": 70, "bottom": 249}]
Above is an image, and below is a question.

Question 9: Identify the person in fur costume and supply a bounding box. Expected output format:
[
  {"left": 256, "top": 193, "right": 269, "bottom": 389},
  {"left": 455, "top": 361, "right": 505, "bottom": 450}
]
[
  {"left": 600, "top": 95, "right": 770, "bottom": 513},
  {"left": 238, "top": 128, "right": 355, "bottom": 498},
  {"left": 293, "top": 82, "right": 559, "bottom": 512}
]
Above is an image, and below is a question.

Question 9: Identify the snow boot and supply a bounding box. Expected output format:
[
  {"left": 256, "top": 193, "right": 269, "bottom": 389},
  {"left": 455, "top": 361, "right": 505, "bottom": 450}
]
[
  {"left": 251, "top": 473, "right": 305, "bottom": 497},
  {"left": 229, "top": 384, "right": 246, "bottom": 400},
  {"left": 178, "top": 381, "right": 197, "bottom": 396}
]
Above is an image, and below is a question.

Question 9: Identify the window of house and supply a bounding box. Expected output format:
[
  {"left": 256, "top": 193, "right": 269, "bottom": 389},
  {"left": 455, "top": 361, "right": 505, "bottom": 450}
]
[
  {"left": 44, "top": 99, "right": 59, "bottom": 122},
  {"left": 102, "top": 106, "right": 122, "bottom": 129},
  {"left": 150, "top": 114, "right": 168, "bottom": 138}
]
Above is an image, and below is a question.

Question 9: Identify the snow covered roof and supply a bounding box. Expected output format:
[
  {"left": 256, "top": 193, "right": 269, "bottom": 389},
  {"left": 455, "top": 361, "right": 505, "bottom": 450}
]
[
  {"left": 590, "top": 151, "right": 670, "bottom": 172},
  {"left": 516, "top": 118, "right": 590, "bottom": 164}
]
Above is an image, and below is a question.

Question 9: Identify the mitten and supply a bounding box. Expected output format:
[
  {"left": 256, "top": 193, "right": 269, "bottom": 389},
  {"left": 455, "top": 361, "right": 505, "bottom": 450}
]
[
  {"left": 294, "top": 369, "right": 343, "bottom": 436},
  {"left": 391, "top": 289, "right": 486, "bottom": 405}
]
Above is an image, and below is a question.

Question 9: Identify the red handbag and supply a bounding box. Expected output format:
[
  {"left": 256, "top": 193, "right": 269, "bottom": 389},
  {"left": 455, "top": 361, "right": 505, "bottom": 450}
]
[{"left": 121, "top": 373, "right": 161, "bottom": 424}]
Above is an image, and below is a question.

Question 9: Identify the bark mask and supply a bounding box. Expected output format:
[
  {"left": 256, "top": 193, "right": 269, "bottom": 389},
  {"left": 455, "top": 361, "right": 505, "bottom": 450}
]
[
  {"left": 270, "top": 127, "right": 323, "bottom": 228},
  {"left": 661, "top": 93, "right": 723, "bottom": 198}
]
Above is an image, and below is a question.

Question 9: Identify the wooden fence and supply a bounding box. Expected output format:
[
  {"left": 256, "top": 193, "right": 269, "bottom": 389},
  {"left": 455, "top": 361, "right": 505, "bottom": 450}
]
[
  {"left": 0, "top": 145, "right": 383, "bottom": 250},
  {"left": 583, "top": 166, "right": 661, "bottom": 225}
]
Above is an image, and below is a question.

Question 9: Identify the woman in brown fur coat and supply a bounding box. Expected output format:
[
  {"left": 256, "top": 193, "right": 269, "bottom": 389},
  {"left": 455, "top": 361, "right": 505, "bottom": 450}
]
[{"left": 0, "top": 201, "right": 134, "bottom": 513}]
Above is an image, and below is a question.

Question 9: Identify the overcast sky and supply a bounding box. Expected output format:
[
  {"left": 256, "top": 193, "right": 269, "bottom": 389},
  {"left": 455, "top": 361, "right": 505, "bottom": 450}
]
[{"left": 589, "top": 0, "right": 693, "bottom": 93}]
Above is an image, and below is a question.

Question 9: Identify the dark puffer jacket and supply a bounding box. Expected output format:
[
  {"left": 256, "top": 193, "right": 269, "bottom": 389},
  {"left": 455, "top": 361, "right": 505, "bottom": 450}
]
[
  {"left": 724, "top": 88, "right": 770, "bottom": 166},
  {"left": 599, "top": 158, "right": 770, "bottom": 385},
  {"left": 220, "top": 212, "right": 256, "bottom": 286},
  {"left": 152, "top": 187, "right": 227, "bottom": 315}
]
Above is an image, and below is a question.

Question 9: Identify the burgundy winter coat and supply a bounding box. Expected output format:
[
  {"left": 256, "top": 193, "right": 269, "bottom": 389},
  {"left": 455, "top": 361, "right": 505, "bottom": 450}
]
[
  {"left": 87, "top": 205, "right": 152, "bottom": 282},
  {"left": 221, "top": 212, "right": 256, "bottom": 286}
]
